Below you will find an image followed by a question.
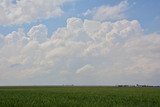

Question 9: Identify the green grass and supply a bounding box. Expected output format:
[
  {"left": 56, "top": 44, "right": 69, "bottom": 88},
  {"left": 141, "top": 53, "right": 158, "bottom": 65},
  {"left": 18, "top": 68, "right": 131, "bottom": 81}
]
[{"left": 0, "top": 86, "right": 160, "bottom": 107}]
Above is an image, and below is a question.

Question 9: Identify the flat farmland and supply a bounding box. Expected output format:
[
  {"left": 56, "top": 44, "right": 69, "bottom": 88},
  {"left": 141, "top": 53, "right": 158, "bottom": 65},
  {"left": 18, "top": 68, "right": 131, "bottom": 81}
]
[{"left": 0, "top": 86, "right": 160, "bottom": 107}]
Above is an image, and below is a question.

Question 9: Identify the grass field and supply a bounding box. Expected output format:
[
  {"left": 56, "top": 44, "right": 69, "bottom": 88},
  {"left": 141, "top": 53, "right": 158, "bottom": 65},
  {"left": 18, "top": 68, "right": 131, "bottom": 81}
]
[{"left": 0, "top": 86, "right": 160, "bottom": 107}]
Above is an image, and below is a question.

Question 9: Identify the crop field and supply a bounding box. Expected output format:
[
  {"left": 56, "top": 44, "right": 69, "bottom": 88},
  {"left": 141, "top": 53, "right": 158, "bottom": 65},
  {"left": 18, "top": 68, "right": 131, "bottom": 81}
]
[{"left": 0, "top": 86, "right": 160, "bottom": 107}]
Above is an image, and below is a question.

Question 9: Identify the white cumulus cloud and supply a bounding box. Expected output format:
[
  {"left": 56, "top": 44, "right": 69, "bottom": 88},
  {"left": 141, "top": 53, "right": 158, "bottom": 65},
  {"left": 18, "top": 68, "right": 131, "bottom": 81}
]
[
  {"left": 0, "top": 17, "right": 160, "bottom": 85},
  {"left": 83, "top": 0, "right": 128, "bottom": 21},
  {"left": 0, "top": 0, "right": 71, "bottom": 25}
]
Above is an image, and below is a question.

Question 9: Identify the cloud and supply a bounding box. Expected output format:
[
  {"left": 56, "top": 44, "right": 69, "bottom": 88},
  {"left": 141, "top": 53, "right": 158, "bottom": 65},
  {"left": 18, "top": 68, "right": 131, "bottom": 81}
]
[
  {"left": 76, "top": 64, "right": 94, "bottom": 75},
  {"left": 27, "top": 24, "right": 48, "bottom": 43},
  {"left": 0, "top": 17, "right": 160, "bottom": 85},
  {"left": 0, "top": 0, "right": 70, "bottom": 25},
  {"left": 83, "top": 0, "right": 128, "bottom": 21}
]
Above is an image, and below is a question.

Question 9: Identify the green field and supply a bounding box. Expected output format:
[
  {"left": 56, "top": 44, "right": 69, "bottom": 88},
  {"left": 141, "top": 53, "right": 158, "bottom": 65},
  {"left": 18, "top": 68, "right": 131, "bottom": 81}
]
[{"left": 0, "top": 86, "right": 160, "bottom": 107}]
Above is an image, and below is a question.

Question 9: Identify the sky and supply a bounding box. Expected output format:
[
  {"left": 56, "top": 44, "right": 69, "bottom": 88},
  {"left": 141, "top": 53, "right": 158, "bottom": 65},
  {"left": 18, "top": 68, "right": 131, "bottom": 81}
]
[{"left": 0, "top": 0, "right": 160, "bottom": 86}]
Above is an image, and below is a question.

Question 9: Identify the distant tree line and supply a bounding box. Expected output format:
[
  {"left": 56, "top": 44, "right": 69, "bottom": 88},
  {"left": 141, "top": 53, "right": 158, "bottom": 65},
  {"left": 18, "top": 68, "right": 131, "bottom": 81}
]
[{"left": 116, "top": 84, "right": 160, "bottom": 87}]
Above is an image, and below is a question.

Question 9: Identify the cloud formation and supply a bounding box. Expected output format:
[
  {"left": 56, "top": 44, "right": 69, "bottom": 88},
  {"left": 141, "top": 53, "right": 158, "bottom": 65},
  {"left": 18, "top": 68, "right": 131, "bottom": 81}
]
[
  {"left": 83, "top": 0, "right": 128, "bottom": 21},
  {"left": 0, "top": 0, "right": 70, "bottom": 25},
  {"left": 0, "top": 17, "right": 160, "bottom": 85}
]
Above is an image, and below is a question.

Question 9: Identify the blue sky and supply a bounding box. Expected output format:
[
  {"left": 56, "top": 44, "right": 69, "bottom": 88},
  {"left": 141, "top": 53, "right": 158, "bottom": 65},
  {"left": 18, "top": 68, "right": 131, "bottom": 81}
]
[
  {"left": 0, "top": 0, "right": 160, "bottom": 36},
  {"left": 0, "top": 0, "right": 160, "bottom": 85}
]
